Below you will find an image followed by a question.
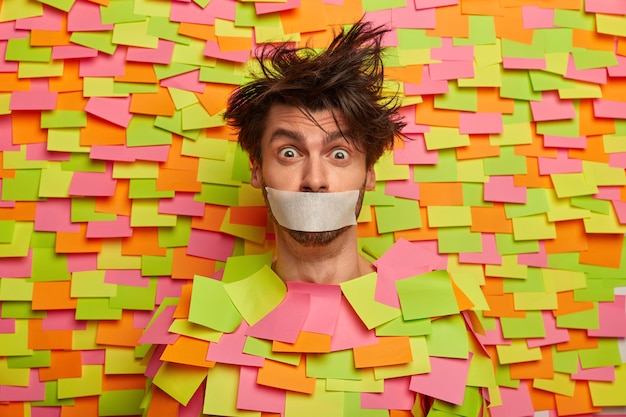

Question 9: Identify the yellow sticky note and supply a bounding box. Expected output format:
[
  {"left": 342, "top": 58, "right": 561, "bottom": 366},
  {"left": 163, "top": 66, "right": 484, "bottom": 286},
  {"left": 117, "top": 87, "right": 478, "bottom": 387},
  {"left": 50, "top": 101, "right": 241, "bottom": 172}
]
[
  {"left": 458, "top": 63, "right": 501, "bottom": 88},
  {"left": 39, "top": 163, "right": 73, "bottom": 198},
  {"left": 596, "top": 13, "right": 626, "bottom": 37},
  {"left": 424, "top": 127, "right": 470, "bottom": 150},
  {"left": 582, "top": 160, "right": 626, "bottom": 186},
  {"left": 204, "top": 363, "right": 260, "bottom": 417},
  {"left": 97, "top": 239, "right": 142, "bottom": 270},
  {"left": 326, "top": 369, "right": 384, "bottom": 393},
  {"left": 496, "top": 339, "right": 542, "bottom": 365},
  {"left": 541, "top": 269, "right": 586, "bottom": 293},
  {"left": 374, "top": 151, "right": 410, "bottom": 181},
  {"left": 0, "top": 358, "right": 30, "bottom": 386},
  {"left": 0, "top": 278, "right": 33, "bottom": 301},
  {"left": 286, "top": 379, "right": 344, "bottom": 417},
  {"left": 182, "top": 103, "right": 225, "bottom": 130},
  {"left": 18, "top": 61, "right": 64, "bottom": 78},
  {"left": 485, "top": 255, "right": 528, "bottom": 279},
  {"left": 583, "top": 209, "right": 626, "bottom": 234},
  {"left": 0, "top": 320, "right": 31, "bottom": 357},
  {"left": 57, "top": 365, "right": 103, "bottom": 399},
  {"left": 545, "top": 188, "right": 591, "bottom": 222},
  {"left": 512, "top": 214, "right": 557, "bottom": 241},
  {"left": 427, "top": 206, "right": 472, "bottom": 228},
  {"left": 0, "top": 222, "right": 33, "bottom": 258},
  {"left": 588, "top": 364, "right": 626, "bottom": 406},
  {"left": 112, "top": 21, "right": 159, "bottom": 48},
  {"left": 71, "top": 270, "right": 117, "bottom": 298},
  {"left": 153, "top": 361, "right": 208, "bottom": 406},
  {"left": 513, "top": 291, "right": 558, "bottom": 310},
  {"left": 533, "top": 372, "right": 576, "bottom": 396},
  {"left": 490, "top": 122, "right": 533, "bottom": 146},
  {"left": 130, "top": 199, "right": 177, "bottom": 227},
  {"left": 105, "top": 347, "right": 146, "bottom": 375},
  {"left": 48, "top": 128, "right": 91, "bottom": 153},
  {"left": 113, "top": 161, "right": 159, "bottom": 179},
  {"left": 340, "top": 272, "right": 401, "bottom": 330},
  {"left": 172, "top": 39, "right": 216, "bottom": 67},
  {"left": 449, "top": 270, "right": 489, "bottom": 311}
]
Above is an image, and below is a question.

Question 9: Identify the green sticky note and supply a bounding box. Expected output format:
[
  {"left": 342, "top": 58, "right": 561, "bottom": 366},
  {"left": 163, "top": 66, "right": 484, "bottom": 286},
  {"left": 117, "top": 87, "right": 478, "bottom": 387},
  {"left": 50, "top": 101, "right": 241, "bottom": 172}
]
[
  {"left": 579, "top": 338, "right": 623, "bottom": 369},
  {"left": 495, "top": 232, "right": 539, "bottom": 255},
  {"left": 159, "top": 216, "right": 192, "bottom": 247},
  {"left": 173, "top": 39, "right": 216, "bottom": 67},
  {"left": 555, "top": 303, "right": 599, "bottom": 330},
  {"left": 101, "top": 0, "right": 145, "bottom": 23},
  {"left": 181, "top": 137, "right": 228, "bottom": 159},
  {"left": 583, "top": 210, "right": 626, "bottom": 234},
  {"left": 536, "top": 28, "right": 573, "bottom": 54},
  {"left": 503, "top": 267, "right": 544, "bottom": 293},
  {"left": 551, "top": 172, "right": 599, "bottom": 198},
  {"left": 431, "top": 387, "right": 485, "bottom": 417},
  {"left": 181, "top": 103, "right": 225, "bottom": 130},
  {"left": 546, "top": 189, "right": 591, "bottom": 222},
  {"left": 75, "top": 298, "right": 122, "bottom": 321},
  {"left": 48, "top": 128, "right": 91, "bottom": 153},
  {"left": 424, "top": 126, "right": 471, "bottom": 150},
  {"left": 344, "top": 392, "right": 388, "bottom": 417},
  {"left": 413, "top": 149, "right": 458, "bottom": 183},
  {"left": 396, "top": 270, "right": 460, "bottom": 321},
  {"left": 1, "top": 169, "right": 44, "bottom": 201},
  {"left": 574, "top": 278, "right": 615, "bottom": 303},
  {"left": 374, "top": 197, "right": 422, "bottom": 234},
  {"left": 154, "top": 63, "right": 199, "bottom": 82},
  {"left": 500, "top": 69, "right": 541, "bottom": 101},
  {"left": 189, "top": 275, "right": 242, "bottom": 332},
  {"left": 129, "top": 179, "right": 175, "bottom": 199},
  {"left": 126, "top": 115, "right": 173, "bottom": 147},
  {"left": 130, "top": 199, "right": 177, "bottom": 227},
  {"left": 197, "top": 183, "right": 239, "bottom": 206},
  {"left": 31, "top": 248, "right": 70, "bottom": 282},
  {"left": 458, "top": 63, "right": 501, "bottom": 88},
  {"left": 32, "top": 380, "right": 74, "bottom": 406},
  {"left": 0, "top": 278, "right": 33, "bottom": 301},
  {"left": 71, "top": 198, "right": 116, "bottom": 222},
  {"left": 197, "top": 142, "right": 241, "bottom": 186},
  {"left": 70, "top": 31, "right": 117, "bottom": 55},
  {"left": 483, "top": 146, "right": 527, "bottom": 175},
  {"left": 109, "top": 278, "right": 157, "bottom": 310},
  {"left": 221, "top": 252, "right": 273, "bottom": 284},
  {"left": 199, "top": 62, "right": 251, "bottom": 86},
  {"left": 455, "top": 15, "right": 496, "bottom": 46},
  {"left": 147, "top": 16, "right": 190, "bottom": 44},
  {"left": 285, "top": 379, "right": 343, "bottom": 417},
  {"left": 6, "top": 349, "right": 51, "bottom": 369},
  {"left": 438, "top": 227, "right": 483, "bottom": 253},
  {"left": 113, "top": 20, "right": 159, "bottom": 48},
  {"left": 83, "top": 77, "right": 127, "bottom": 98},
  {"left": 500, "top": 311, "right": 546, "bottom": 339},
  {"left": 504, "top": 188, "right": 548, "bottom": 218},
  {"left": 375, "top": 315, "right": 432, "bottom": 337},
  {"left": 98, "top": 389, "right": 144, "bottom": 416},
  {"left": 425, "top": 314, "right": 468, "bottom": 359},
  {"left": 224, "top": 264, "right": 286, "bottom": 326},
  {"left": 5, "top": 36, "right": 51, "bottom": 62},
  {"left": 57, "top": 365, "right": 103, "bottom": 399},
  {"left": 142, "top": 248, "right": 173, "bottom": 276},
  {"left": 0, "top": 220, "right": 15, "bottom": 244},
  {"left": 204, "top": 363, "right": 260, "bottom": 417},
  {"left": 434, "top": 84, "right": 477, "bottom": 112},
  {"left": 552, "top": 346, "right": 579, "bottom": 374},
  {"left": 71, "top": 270, "right": 116, "bottom": 298},
  {"left": 572, "top": 47, "right": 618, "bottom": 70},
  {"left": 153, "top": 361, "right": 207, "bottom": 406},
  {"left": 169, "top": 318, "right": 222, "bottom": 343},
  {"left": 374, "top": 151, "right": 409, "bottom": 181},
  {"left": 427, "top": 206, "right": 472, "bottom": 228},
  {"left": 340, "top": 273, "right": 400, "bottom": 330},
  {"left": 0, "top": 319, "right": 32, "bottom": 356},
  {"left": 496, "top": 339, "right": 542, "bottom": 365},
  {"left": 362, "top": 182, "right": 396, "bottom": 206},
  {"left": 501, "top": 38, "right": 544, "bottom": 59},
  {"left": 558, "top": 82, "right": 602, "bottom": 100},
  {"left": 529, "top": 69, "right": 576, "bottom": 91},
  {"left": 1, "top": 301, "right": 45, "bottom": 319},
  {"left": 541, "top": 268, "right": 586, "bottom": 293},
  {"left": 41, "top": 110, "right": 87, "bottom": 128},
  {"left": 306, "top": 349, "right": 362, "bottom": 380},
  {"left": 457, "top": 159, "right": 487, "bottom": 183},
  {"left": 242, "top": 336, "right": 300, "bottom": 366},
  {"left": 554, "top": 8, "right": 595, "bottom": 30}
]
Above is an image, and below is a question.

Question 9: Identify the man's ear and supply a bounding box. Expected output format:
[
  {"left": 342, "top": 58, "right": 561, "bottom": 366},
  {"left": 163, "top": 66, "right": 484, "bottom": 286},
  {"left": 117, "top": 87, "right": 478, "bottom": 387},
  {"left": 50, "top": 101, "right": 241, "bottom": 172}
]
[
  {"left": 365, "top": 165, "right": 376, "bottom": 191},
  {"left": 250, "top": 159, "right": 262, "bottom": 189}
]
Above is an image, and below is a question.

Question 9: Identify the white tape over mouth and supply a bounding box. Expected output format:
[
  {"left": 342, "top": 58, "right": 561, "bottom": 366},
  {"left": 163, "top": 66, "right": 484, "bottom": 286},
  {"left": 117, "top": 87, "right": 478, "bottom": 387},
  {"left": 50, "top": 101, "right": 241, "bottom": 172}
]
[{"left": 265, "top": 187, "right": 360, "bottom": 232}]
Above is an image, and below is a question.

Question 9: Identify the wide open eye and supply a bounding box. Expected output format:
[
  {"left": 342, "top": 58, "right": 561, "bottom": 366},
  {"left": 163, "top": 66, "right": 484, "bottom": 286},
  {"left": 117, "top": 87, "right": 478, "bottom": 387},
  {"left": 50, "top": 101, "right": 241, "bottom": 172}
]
[
  {"left": 330, "top": 149, "right": 349, "bottom": 160},
  {"left": 279, "top": 147, "right": 299, "bottom": 158}
]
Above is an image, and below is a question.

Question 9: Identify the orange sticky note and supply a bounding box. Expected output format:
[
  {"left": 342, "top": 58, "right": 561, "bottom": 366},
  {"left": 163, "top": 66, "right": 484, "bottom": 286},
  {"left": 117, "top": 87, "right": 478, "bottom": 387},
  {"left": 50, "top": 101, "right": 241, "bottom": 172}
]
[
  {"left": 57, "top": 91, "right": 89, "bottom": 111},
  {"left": 470, "top": 204, "right": 513, "bottom": 234},
  {"left": 272, "top": 331, "right": 331, "bottom": 353},
  {"left": 12, "top": 111, "right": 47, "bottom": 144},
  {"left": 578, "top": 233, "right": 623, "bottom": 268},
  {"left": 32, "top": 282, "right": 78, "bottom": 311},
  {"left": 96, "top": 311, "right": 143, "bottom": 347},
  {"left": 95, "top": 179, "right": 132, "bottom": 216},
  {"left": 160, "top": 335, "right": 215, "bottom": 368},
  {"left": 172, "top": 248, "right": 217, "bottom": 281},
  {"left": 353, "top": 336, "right": 412, "bottom": 369},
  {"left": 555, "top": 329, "right": 598, "bottom": 352},
  {"left": 56, "top": 224, "right": 103, "bottom": 254},
  {"left": 146, "top": 386, "right": 182, "bottom": 417},
  {"left": 257, "top": 358, "right": 316, "bottom": 395},
  {"left": 555, "top": 381, "right": 601, "bottom": 415},
  {"left": 121, "top": 227, "right": 166, "bottom": 256},
  {"left": 155, "top": 168, "right": 202, "bottom": 192},
  {"left": 456, "top": 135, "right": 501, "bottom": 160},
  {"left": 544, "top": 220, "right": 588, "bottom": 254},
  {"left": 39, "top": 350, "right": 83, "bottom": 381},
  {"left": 420, "top": 182, "right": 464, "bottom": 206},
  {"left": 394, "top": 208, "right": 439, "bottom": 242},
  {"left": 80, "top": 116, "right": 127, "bottom": 146},
  {"left": 195, "top": 83, "right": 237, "bottom": 116},
  {"left": 28, "top": 319, "right": 73, "bottom": 350},
  {"left": 415, "top": 96, "right": 459, "bottom": 128},
  {"left": 178, "top": 22, "right": 217, "bottom": 41},
  {"left": 484, "top": 294, "right": 526, "bottom": 318},
  {"left": 509, "top": 346, "right": 554, "bottom": 380},
  {"left": 477, "top": 87, "right": 515, "bottom": 114},
  {"left": 103, "top": 373, "right": 147, "bottom": 391},
  {"left": 426, "top": 5, "right": 469, "bottom": 38},
  {"left": 61, "top": 396, "right": 99, "bottom": 417},
  {"left": 552, "top": 291, "right": 595, "bottom": 318},
  {"left": 130, "top": 87, "right": 176, "bottom": 117},
  {"left": 578, "top": 101, "right": 614, "bottom": 138},
  {"left": 494, "top": 6, "right": 533, "bottom": 44}
]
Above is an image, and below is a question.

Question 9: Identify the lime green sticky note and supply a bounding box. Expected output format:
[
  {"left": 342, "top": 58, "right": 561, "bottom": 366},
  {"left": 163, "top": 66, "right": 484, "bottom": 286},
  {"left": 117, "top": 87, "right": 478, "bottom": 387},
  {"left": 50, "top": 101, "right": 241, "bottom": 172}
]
[
  {"left": 431, "top": 387, "right": 485, "bottom": 417},
  {"left": 427, "top": 206, "right": 472, "bottom": 228},
  {"left": 221, "top": 252, "right": 273, "bottom": 284},
  {"left": 39, "top": 164, "right": 73, "bottom": 198},
  {"left": 0, "top": 220, "right": 15, "bottom": 244},
  {"left": 457, "top": 159, "right": 488, "bottom": 183},
  {"left": 552, "top": 346, "right": 578, "bottom": 374},
  {"left": 169, "top": 318, "right": 222, "bottom": 343},
  {"left": 496, "top": 339, "right": 542, "bottom": 365},
  {"left": 438, "top": 227, "right": 483, "bottom": 253},
  {"left": 97, "top": 239, "right": 140, "bottom": 270},
  {"left": 375, "top": 315, "right": 432, "bottom": 337},
  {"left": 1, "top": 169, "right": 44, "bottom": 201},
  {"left": 100, "top": 0, "right": 145, "bottom": 23},
  {"left": 173, "top": 39, "right": 216, "bottom": 67},
  {"left": 413, "top": 149, "right": 458, "bottom": 183},
  {"left": 0, "top": 357, "right": 30, "bottom": 386},
  {"left": 19, "top": 60, "right": 64, "bottom": 79},
  {"left": 579, "top": 338, "right": 622, "bottom": 369},
  {"left": 326, "top": 369, "right": 383, "bottom": 393},
  {"left": 374, "top": 336, "right": 431, "bottom": 380},
  {"left": 557, "top": 82, "right": 602, "bottom": 100},
  {"left": 589, "top": 364, "right": 626, "bottom": 406},
  {"left": 424, "top": 127, "right": 471, "bottom": 150},
  {"left": 181, "top": 137, "right": 228, "bottom": 159},
  {"left": 504, "top": 188, "right": 549, "bottom": 219},
  {"left": 306, "top": 349, "right": 362, "bottom": 380},
  {"left": 535, "top": 28, "right": 573, "bottom": 54},
  {"left": 181, "top": 103, "right": 225, "bottom": 130},
  {"left": 425, "top": 313, "right": 468, "bottom": 359},
  {"left": 130, "top": 199, "right": 177, "bottom": 227},
  {"left": 458, "top": 63, "right": 501, "bottom": 88},
  {"left": 455, "top": 15, "right": 496, "bottom": 46},
  {"left": 583, "top": 210, "right": 626, "bottom": 234},
  {"left": 571, "top": 48, "right": 618, "bottom": 70},
  {"left": 396, "top": 270, "right": 460, "bottom": 321},
  {"left": 197, "top": 183, "right": 239, "bottom": 206},
  {"left": 555, "top": 303, "right": 599, "bottom": 330},
  {"left": 554, "top": 8, "right": 594, "bottom": 30},
  {"left": 242, "top": 336, "right": 300, "bottom": 366},
  {"left": 596, "top": 13, "right": 626, "bottom": 37},
  {"left": 104, "top": 347, "right": 146, "bottom": 375},
  {"left": 204, "top": 363, "right": 261, "bottom": 417},
  {"left": 285, "top": 379, "right": 343, "bottom": 417},
  {"left": 501, "top": 38, "right": 544, "bottom": 59},
  {"left": 490, "top": 122, "right": 533, "bottom": 146},
  {"left": 70, "top": 31, "right": 117, "bottom": 55},
  {"left": 512, "top": 214, "right": 556, "bottom": 241},
  {"left": 374, "top": 151, "right": 409, "bottom": 181},
  {"left": 113, "top": 161, "right": 159, "bottom": 179},
  {"left": 159, "top": 216, "right": 192, "bottom": 247},
  {"left": 197, "top": 142, "right": 241, "bottom": 186},
  {"left": 541, "top": 268, "right": 586, "bottom": 293},
  {"left": 31, "top": 248, "right": 70, "bottom": 282},
  {"left": 473, "top": 40, "right": 502, "bottom": 66},
  {"left": 71, "top": 198, "right": 116, "bottom": 222},
  {"left": 5, "top": 36, "right": 51, "bottom": 62},
  {"left": 583, "top": 160, "right": 626, "bottom": 186},
  {"left": 343, "top": 392, "right": 388, "bottom": 417},
  {"left": 340, "top": 272, "right": 400, "bottom": 330},
  {"left": 546, "top": 190, "right": 591, "bottom": 222},
  {"left": 109, "top": 278, "right": 157, "bottom": 311},
  {"left": 147, "top": 16, "right": 190, "bottom": 44},
  {"left": 40, "top": 110, "right": 87, "bottom": 129},
  {"left": 75, "top": 298, "right": 123, "bottom": 321},
  {"left": 48, "top": 128, "right": 91, "bottom": 153},
  {"left": 98, "top": 389, "right": 144, "bottom": 416},
  {"left": 535, "top": 372, "right": 576, "bottom": 397},
  {"left": 529, "top": 69, "right": 576, "bottom": 91},
  {"left": 500, "top": 311, "right": 546, "bottom": 339},
  {"left": 483, "top": 146, "right": 527, "bottom": 175},
  {"left": 550, "top": 172, "right": 598, "bottom": 198},
  {"left": 70, "top": 270, "right": 117, "bottom": 298},
  {"left": 57, "top": 365, "right": 103, "bottom": 399},
  {"left": 83, "top": 77, "right": 127, "bottom": 98},
  {"left": 574, "top": 278, "right": 615, "bottom": 303},
  {"left": 221, "top": 211, "right": 266, "bottom": 245},
  {"left": 153, "top": 361, "right": 207, "bottom": 406},
  {"left": 500, "top": 69, "right": 541, "bottom": 101},
  {"left": 188, "top": 275, "right": 242, "bottom": 332},
  {"left": 374, "top": 197, "right": 422, "bottom": 234},
  {"left": 224, "top": 264, "right": 286, "bottom": 326},
  {"left": 33, "top": 380, "right": 74, "bottom": 407},
  {"left": 0, "top": 319, "right": 32, "bottom": 356},
  {"left": 6, "top": 349, "right": 50, "bottom": 369},
  {"left": 362, "top": 182, "right": 396, "bottom": 206},
  {"left": 199, "top": 62, "right": 251, "bottom": 86},
  {"left": 142, "top": 248, "right": 173, "bottom": 276},
  {"left": 494, "top": 232, "right": 539, "bottom": 255},
  {"left": 129, "top": 179, "right": 174, "bottom": 199},
  {"left": 434, "top": 84, "right": 477, "bottom": 112},
  {"left": 113, "top": 20, "right": 159, "bottom": 48},
  {"left": 126, "top": 115, "right": 173, "bottom": 147}
]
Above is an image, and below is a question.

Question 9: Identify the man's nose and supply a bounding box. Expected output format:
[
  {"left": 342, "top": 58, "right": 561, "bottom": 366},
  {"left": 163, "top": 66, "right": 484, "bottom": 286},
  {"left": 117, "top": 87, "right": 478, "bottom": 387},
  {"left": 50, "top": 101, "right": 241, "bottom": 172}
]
[{"left": 300, "top": 157, "right": 328, "bottom": 192}]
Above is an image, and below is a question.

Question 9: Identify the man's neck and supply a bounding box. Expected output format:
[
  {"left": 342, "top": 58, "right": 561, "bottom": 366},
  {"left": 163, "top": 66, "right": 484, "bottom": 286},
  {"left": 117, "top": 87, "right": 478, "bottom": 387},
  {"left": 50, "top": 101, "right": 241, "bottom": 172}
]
[{"left": 271, "top": 227, "right": 374, "bottom": 285}]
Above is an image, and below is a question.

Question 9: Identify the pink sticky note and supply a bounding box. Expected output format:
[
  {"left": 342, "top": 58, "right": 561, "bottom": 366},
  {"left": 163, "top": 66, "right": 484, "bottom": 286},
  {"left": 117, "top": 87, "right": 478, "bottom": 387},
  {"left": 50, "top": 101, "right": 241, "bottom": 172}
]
[
  {"left": 593, "top": 99, "right": 626, "bottom": 119},
  {"left": 86, "top": 216, "right": 133, "bottom": 238},
  {"left": 0, "top": 317, "right": 16, "bottom": 334},
  {"left": 67, "top": 253, "right": 98, "bottom": 273},
  {"left": 394, "top": 133, "right": 438, "bottom": 165},
  {"left": 35, "top": 200, "right": 80, "bottom": 233},
  {"left": 517, "top": 241, "right": 548, "bottom": 268},
  {"left": 362, "top": 376, "right": 415, "bottom": 410},
  {"left": 391, "top": 5, "right": 436, "bottom": 29},
  {"left": 137, "top": 305, "right": 179, "bottom": 345},
  {"left": 179, "top": 382, "right": 205, "bottom": 417},
  {"left": 413, "top": 0, "right": 458, "bottom": 9},
  {"left": 82, "top": 350, "right": 106, "bottom": 365},
  {"left": 105, "top": 269, "right": 149, "bottom": 287},
  {"left": 156, "top": 278, "right": 186, "bottom": 305},
  {"left": 572, "top": 362, "right": 615, "bottom": 382},
  {"left": 385, "top": 170, "right": 421, "bottom": 200},
  {"left": 80, "top": 47, "right": 127, "bottom": 77},
  {"left": 246, "top": 292, "right": 310, "bottom": 343},
  {"left": 255, "top": 0, "right": 299, "bottom": 14},
  {"left": 488, "top": 381, "right": 536, "bottom": 417},
  {"left": 187, "top": 229, "right": 236, "bottom": 262},
  {"left": 530, "top": 91, "right": 576, "bottom": 122},
  {"left": 159, "top": 193, "right": 206, "bottom": 217},
  {"left": 613, "top": 200, "right": 626, "bottom": 224},
  {"left": 399, "top": 107, "right": 431, "bottom": 134},
  {"left": 565, "top": 54, "right": 607, "bottom": 84},
  {"left": 0, "top": 370, "right": 46, "bottom": 402},
  {"left": 89, "top": 145, "right": 170, "bottom": 162},
  {"left": 127, "top": 40, "right": 175, "bottom": 64},
  {"left": 522, "top": 6, "right": 555, "bottom": 29},
  {"left": 42, "top": 310, "right": 87, "bottom": 331},
  {"left": 538, "top": 149, "right": 583, "bottom": 175},
  {"left": 67, "top": 1, "right": 113, "bottom": 31},
  {"left": 459, "top": 233, "right": 503, "bottom": 265},
  {"left": 11, "top": 79, "right": 57, "bottom": 111},
  {"left": 207, "top": 322, "right": 264, "bottom": 367},
  {"left": 144, "top": 344, "right": 167, "bottom": 379},
  {"left": 609, "top": 152, "right": 626, "bottom": 170},
  {"left": 432, "top": 38, "right": 474, "bottom": 62},
  {"left": 237, "top": 366, "right": 286, "bottom": 413},
  {"left": 459, "top": 112, "right": 503, "bottom": 134},
  {"left": 484, "top": 175, "right": 527, "bottom": 204},
  {"left": 0, "top": 21, "right": 28, "bottom": 40},
  {"left": 52, "top": 45, "right": 99, "bottom": 60},
  {"left": 362, "top": 11, "right": 399, "bottom": 47},
  {"left": 404, "top": 66, "right": 449, "bottom": 96},
  {"left": 0, "top": 41, "right": 18, "bottom": 72},
  {"left": 428, "top": 60, "right": 474, "bottom": 81},
  {"left": 0, "top": 115, "right": 19, "bottom": 151},
  {"left": 594, "top": 186, "right": 622, "bottom": 201},
  {"left": 70, "top": 169, "right": 117, "bottom": 197},
  {"left": 503, "top": 57, "right": 546, "bottom": 70},
  {"left": 170, "top": 0, "right": 237, "bottom": 24},
  {"left": 585, "top": 0, "right": 626, "bottom": 14},
  {"left": 0, "top": 249, "right": 32, "bottom": 277},
  {"left": 409, "top": 355, "right": 473, "bottom": 405},
  {"left": 85, "top": 96, "right": 132, "bottom": 127},
  {"left": 160, "top": 70, "right": 205, "bottom": 94},
  {"left": 543, "top": 135, "right": 587, "bottom": 149},
  {"left": 588, "top": 296, "right": 626, "bottom": 338},
  {"left": 608, "top": 54, "right": 626, "bottom": 77},
  {"left": 526, "top": 311, "right": 570, "bottom": 348},
  {"left": 204, "top": 41, "right": 250, "bottom": 64},
  {"left": 288, "top": 281, "right": 342, "bottom": 335},
  {"left": 330, "top": 297, "right": 378, "bottom": 351},
  {"left": 26, "top": 142, "right": 70, "bottom": 161}
]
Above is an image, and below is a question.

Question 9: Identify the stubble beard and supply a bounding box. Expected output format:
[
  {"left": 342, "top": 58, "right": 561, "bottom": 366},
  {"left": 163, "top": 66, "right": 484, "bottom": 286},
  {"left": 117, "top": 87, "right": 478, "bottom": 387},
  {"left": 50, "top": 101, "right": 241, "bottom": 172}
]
[{"left": 262, "top": 180, "right": 367, "bottom": 248}]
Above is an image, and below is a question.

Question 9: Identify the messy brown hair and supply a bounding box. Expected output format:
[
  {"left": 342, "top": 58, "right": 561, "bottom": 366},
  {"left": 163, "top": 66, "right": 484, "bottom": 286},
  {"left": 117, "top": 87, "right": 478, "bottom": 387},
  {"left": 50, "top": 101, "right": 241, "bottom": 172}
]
[{"left": 224, "top": 19, "right": 406, "bottom": 168}]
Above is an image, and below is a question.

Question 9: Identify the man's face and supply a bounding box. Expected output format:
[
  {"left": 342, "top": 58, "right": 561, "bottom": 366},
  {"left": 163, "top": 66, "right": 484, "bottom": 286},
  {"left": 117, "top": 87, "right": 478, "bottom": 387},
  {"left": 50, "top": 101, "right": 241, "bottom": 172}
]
[{"left": 250, "top": 104, "right": 376, "bottom": 246}]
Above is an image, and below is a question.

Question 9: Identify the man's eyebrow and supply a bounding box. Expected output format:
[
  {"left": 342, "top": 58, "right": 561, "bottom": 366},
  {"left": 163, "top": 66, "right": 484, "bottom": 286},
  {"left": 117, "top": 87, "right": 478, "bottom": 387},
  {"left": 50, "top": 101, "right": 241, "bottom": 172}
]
[{"left": 269, "top": 128, "right": 352, "bottom": 144}]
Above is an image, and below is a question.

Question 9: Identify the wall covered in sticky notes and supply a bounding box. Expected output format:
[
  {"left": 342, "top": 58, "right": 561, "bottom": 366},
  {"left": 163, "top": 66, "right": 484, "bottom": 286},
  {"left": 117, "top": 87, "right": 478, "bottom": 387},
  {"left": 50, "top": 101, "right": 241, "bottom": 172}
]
[{"left": 1, "top": 0, "right": 626, "bottom": 416}]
